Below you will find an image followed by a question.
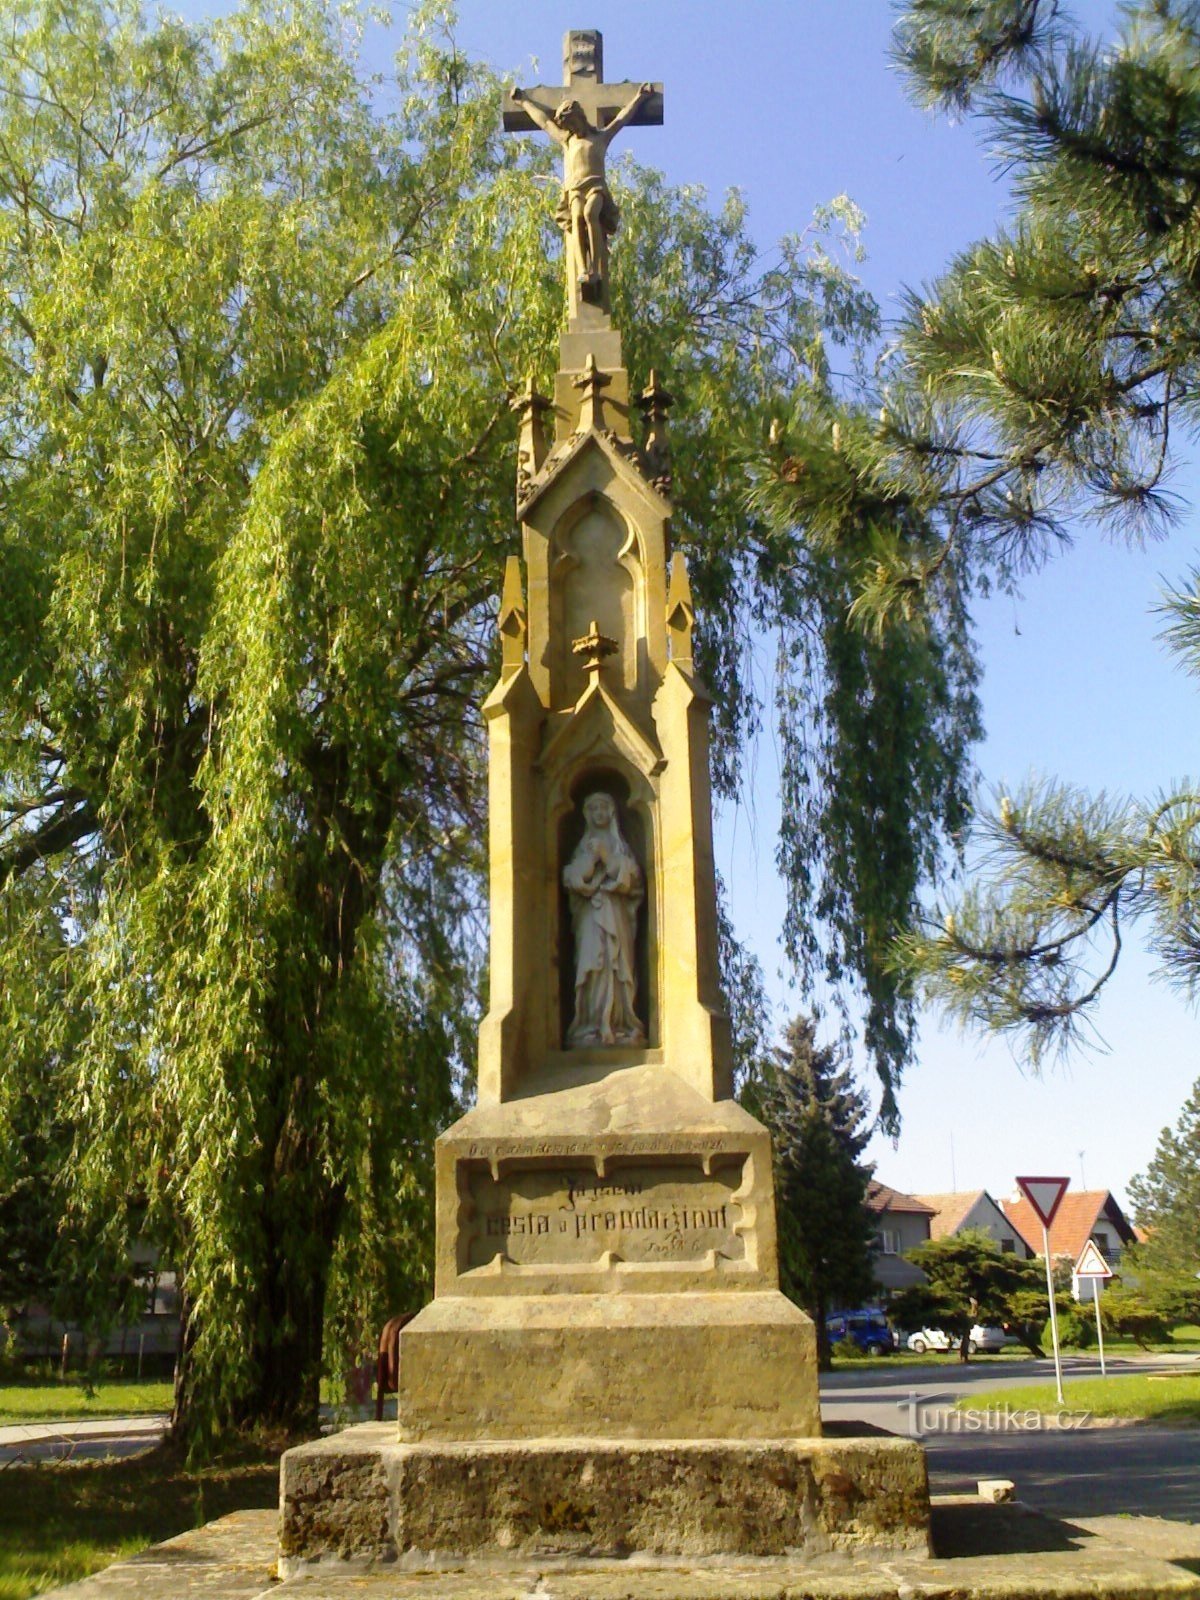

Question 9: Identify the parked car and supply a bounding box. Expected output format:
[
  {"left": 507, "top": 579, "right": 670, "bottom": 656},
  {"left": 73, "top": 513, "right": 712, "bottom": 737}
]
[
  {"left": 905, "top": 1326, "right": 952, "bottom": 1354},
  {"left": 967, "top": 1324, "right": 1010, "bottom": 1354},
  {"left": 906, "top": 1324, "right": 1014, "bottom": 1355},
  {"left": 825, "top": 1310, "right": 895, "bottom": 1356}
]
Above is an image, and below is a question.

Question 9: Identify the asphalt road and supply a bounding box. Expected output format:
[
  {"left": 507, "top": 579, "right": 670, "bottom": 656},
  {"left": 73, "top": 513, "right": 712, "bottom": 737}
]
[{"left": 820, "top": 1353, "right": 1200, "bottom": 1521}]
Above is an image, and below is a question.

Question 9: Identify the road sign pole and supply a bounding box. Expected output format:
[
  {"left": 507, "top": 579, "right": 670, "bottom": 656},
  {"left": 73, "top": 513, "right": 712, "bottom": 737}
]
[
  {"left": 1043, "top": 1223, "right": 1065, "bottom": 1406},
  {"left": 1093, "top": 1277, "right": 1106, "bottom": 1378}
]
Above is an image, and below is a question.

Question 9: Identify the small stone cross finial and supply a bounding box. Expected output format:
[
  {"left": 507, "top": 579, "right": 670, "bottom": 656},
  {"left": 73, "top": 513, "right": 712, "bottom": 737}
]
[
  {"left": 638, "top": 369, "right": 675, "bottom": 491},
  {"left": 510, "top": 376, "right": 552, "bottom": 503},
  {"left": 571, "top": 617, "right": 619, "bottom": 677},
  {"left": 503, "top": 32, "right": 662, "bottom": 317},
  {"left": 572, "top": 354, "right": 611, "bottom": 434}
]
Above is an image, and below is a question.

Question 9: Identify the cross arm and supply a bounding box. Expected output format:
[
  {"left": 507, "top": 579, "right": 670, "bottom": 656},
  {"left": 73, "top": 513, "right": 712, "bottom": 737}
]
[{"left": 502, "top": 82, "right": 664, "bottom": 133}]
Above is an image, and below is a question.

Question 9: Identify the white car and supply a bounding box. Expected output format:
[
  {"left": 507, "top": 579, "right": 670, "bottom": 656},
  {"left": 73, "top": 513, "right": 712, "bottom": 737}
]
[
  {"left": 906, "top": 1324, "right": 1011, "bottom": 1355},
  {"left": 967, "top": 1324, "right": 1011, "bottom": 1354},
  {"left": 905, "top": 1327, "right": 952, "bottom": 1354}
]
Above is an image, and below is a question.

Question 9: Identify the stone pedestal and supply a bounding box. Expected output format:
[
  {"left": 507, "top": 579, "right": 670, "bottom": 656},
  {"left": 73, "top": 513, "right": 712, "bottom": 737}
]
[
  {"left": 280, "top": 1425, "right": 930, "bottom": 1575},
  {"left": 278, "top": 29, "right": 931, "bottom": 1571},
  {"left": 397, "top": 1062, "right": 819, "bottom": 1444}
]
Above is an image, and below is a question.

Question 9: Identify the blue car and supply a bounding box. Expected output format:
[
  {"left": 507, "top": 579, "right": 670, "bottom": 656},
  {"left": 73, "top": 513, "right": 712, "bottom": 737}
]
[{"left": 825, "top": 1309, "right": 895, "bottom": 1356}]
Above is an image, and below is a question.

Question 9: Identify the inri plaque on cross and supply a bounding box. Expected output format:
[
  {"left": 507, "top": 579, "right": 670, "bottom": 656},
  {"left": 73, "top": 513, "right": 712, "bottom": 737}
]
[{"left": 503, "top": 30, "right": 663, "bottom": 315}]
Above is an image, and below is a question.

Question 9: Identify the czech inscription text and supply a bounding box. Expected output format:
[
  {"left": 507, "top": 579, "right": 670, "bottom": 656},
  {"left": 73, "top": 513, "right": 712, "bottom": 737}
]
[{"left": 462, "top": 1157, "right": 746, "bottom": 1269}]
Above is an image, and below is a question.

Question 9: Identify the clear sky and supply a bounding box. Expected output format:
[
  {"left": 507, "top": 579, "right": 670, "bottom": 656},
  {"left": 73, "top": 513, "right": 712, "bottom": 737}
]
[
  {"left": 177, "top": 0, "right": 1197, "bottom": 1210},
  {"left": 439, "top": 0, "right": 1197, "bottom": 1212}
]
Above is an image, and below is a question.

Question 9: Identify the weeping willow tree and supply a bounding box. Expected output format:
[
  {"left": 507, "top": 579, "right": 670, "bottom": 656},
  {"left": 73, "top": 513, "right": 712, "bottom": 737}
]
[{"left": 0, "top": 0, "right": 982, "bottom": 1442}]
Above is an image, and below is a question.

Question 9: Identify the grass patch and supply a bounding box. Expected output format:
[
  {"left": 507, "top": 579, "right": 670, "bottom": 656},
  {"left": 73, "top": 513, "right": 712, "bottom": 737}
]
[
  {"left": 0, "top": 1381, "right": 173, "bottom": 1423},
  {"left": 962, "top": 1372, "right": 1200, "bottom": 1424},
  {"left": 0, "top": 1439, "right": 277, "bottom": 1600},
  {"left": 830, "top": 1347, "right": 1033, "bottom": 1368},
  {"left": 1078, "top": 1323, "right": 1200, "bottom": 1355}
]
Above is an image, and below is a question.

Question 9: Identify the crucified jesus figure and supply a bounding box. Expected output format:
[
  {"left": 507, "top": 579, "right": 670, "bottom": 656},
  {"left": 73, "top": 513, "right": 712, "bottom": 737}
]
[{"left": 511, "top": 81, "right": 653, "bottom": 307}]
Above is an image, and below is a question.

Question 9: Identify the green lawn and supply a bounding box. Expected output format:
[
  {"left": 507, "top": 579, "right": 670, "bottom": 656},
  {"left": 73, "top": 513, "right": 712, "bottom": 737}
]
[
  {"left": 1074, "top": 1323, "right": 1200, "bottom": 1356},
  {"left": 0, "top": 1381, "right": 173, "bottom": 1423},
  {"left": 963, "top": 1371, "right": 1200, "bottom": 1424},
  {"left": 831, "top": 1346, "right": 1035, "bottom": 1368},
  {"left": 0, "top": 1442, "right": 277, "bottom": 1600}
]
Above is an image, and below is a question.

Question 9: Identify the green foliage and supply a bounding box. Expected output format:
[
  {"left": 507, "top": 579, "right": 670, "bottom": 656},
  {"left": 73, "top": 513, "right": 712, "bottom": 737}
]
[
  {"left": 1098, "top": 1282, "right": 1171, "bottom": 1348},
  {"left": 831, "top": 1335, "right": 871, "bottom": 1362},
  {"left": 0, "top": 0, "right": 895, "bottom": 1444},
  {"left": 0, "top": 1442, "right": 276, "bottom": 1600},
  {"left": 743, "top": 1016, "right": 876, "bottom": 1366},
  {"left": 1124, "top": 1076, "right": 1200, "bottom": 1323},
  {"left": 1054, "top": 1303, "right": 1096, "bottom": 1349},
  {"left": 744, "top": 389, "right": 982, "bottom": 1128},
  {"left": 892, "top": 1229, "right": 1044, "bottom": 1357},
  {"left": 893, "top": 1, "right": 1066, "bottom": 113},
  {"left": 716, "top": 878, "right": 775, "bottom": 1095},
  {"left": 871, "top": 1, "right": 1200, "bottom": 1058}
]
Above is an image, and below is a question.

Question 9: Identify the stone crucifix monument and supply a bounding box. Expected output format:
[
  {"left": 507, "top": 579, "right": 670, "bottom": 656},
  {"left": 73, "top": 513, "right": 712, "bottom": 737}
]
[{"left": 280, "top": 30, "right": 929, "bottom": 1574}]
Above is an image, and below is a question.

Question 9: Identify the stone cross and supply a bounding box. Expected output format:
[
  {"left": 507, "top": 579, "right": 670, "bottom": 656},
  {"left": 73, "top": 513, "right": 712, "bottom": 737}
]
[{"left": 503, "top": 31, "right": 662, "bottom": 316}]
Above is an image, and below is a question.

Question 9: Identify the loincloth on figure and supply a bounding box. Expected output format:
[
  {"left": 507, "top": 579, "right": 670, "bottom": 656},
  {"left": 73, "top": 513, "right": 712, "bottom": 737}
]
[{"left": 555, "top": 176, "right": 620, "bottom": 237}]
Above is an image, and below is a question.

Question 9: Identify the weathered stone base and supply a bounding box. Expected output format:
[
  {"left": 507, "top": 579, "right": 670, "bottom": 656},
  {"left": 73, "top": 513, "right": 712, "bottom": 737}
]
[
  {"left": 278, "top": 1424, "right": 930, "bottom": 1575},
  {"left": 40, "top": 1502, "right": 1200, "bottom": 1599},
  {"left": 398, "top": 1291, "right": 820, "bottom": 1442}
]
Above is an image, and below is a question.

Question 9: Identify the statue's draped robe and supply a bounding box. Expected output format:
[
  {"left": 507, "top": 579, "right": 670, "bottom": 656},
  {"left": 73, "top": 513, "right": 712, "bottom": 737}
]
[{"left": 563, "top": 815, "right": 643, "bottom": 1045}]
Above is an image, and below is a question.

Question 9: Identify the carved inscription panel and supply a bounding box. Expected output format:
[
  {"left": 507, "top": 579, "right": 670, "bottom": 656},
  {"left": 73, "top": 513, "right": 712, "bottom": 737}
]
[{"left": 462, "top": 1157, "right": 747, "bottom": 1270}]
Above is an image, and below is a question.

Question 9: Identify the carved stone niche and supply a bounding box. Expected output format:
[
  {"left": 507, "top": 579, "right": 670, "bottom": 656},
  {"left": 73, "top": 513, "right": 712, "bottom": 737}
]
[
  {"left": 549, "top": 494, "right": 644, "bottom": 707},
  {"left": 557, "top": 768, "right": 656, "bottom": 1050}
]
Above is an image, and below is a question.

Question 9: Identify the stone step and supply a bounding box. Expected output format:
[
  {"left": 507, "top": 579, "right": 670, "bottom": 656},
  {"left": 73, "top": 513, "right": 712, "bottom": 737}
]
[{"left": 37, "top": 1501, "right": 1200, "bottom": 1600}]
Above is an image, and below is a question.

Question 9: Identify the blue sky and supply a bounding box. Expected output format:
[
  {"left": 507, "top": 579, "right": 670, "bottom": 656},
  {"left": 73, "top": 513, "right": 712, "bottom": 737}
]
[
  {"left": 176, "top": 0, "right": 1196, "bottom": 1208},
  {"left": 440, "top": 1, "right": 1197, "bottom": 1209}
]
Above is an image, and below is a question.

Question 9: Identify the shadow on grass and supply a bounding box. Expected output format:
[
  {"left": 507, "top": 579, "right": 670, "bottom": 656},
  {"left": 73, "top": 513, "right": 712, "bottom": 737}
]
[{"left": 0, "top": 1438, "right": 278, "bottom": 1600}]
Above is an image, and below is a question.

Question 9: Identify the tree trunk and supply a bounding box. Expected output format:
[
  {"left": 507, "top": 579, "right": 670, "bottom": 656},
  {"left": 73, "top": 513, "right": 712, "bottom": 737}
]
[
  {"left": 814, "top": 1291, "right": 831, "bottom": 1370},
  {"left": 170, "top": 760, "right": 390, "bottom": 1446}
]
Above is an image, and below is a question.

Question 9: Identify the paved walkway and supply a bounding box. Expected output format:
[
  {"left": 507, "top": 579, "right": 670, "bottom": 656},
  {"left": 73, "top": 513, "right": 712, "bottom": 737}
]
[
  {"left": 0, "top": 1414, "right": 169, "bottom": 1446},
  {"left": 36, "top": 1502, "right": 1200, "bottom": 1600}
]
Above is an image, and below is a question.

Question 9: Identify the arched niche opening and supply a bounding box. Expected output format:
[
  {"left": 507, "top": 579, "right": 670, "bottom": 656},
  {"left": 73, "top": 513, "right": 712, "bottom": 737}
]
[
  {"left": 557, "top": 767, "right": 654, "bottom": 1051},
  {"left": 550, "top": 495, "right": 641, "bottom": 704}
]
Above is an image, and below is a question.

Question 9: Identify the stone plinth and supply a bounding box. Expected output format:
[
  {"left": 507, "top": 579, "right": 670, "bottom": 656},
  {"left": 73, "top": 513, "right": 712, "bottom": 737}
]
[
  {"left": 394, "top": 1060, "right": 818, "bottom": 1444},
  {"left": 278, "top": 1425, "right": 930, "bottom": 1575},
  {"left": 398, "top": 1292, "right": 818, "bottom": 1443}
]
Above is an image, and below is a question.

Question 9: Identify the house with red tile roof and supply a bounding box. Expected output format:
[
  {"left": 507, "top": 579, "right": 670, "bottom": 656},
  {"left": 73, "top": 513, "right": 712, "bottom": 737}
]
[
  {"left": 915, "top": 1190, "right": 1035, "bottom": 1259},
  {"left": 866, "top": 1181, "right": 934, "bottom": 1291},
  {"left": 999, "top": 1188, "right": 1136, "bottom": 1268}
]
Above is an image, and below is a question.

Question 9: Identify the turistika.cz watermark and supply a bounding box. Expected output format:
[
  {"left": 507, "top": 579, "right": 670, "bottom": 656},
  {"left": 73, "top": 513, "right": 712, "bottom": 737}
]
[{"left": 897, "top": 1392, "right": 1092, "bottom": 1437}]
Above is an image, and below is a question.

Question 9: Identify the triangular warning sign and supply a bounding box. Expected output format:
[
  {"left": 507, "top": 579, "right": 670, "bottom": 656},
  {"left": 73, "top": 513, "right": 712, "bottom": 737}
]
[
  {"left": 1074, "top": 1239, "right": 1113, "bottom": 1280},
  {"left": 1016, "top": 1175, "right": 1070, "bottom": 1228}
]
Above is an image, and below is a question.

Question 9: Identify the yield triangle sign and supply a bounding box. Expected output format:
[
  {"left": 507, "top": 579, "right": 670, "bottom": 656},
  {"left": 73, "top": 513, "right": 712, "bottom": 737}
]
[
  {"left": 1016, "top": 1175, "right": 1070, "bottom": 1229},
  {"left": 1074, "top": 1239, "right": 1113, "bottom": 1280}
]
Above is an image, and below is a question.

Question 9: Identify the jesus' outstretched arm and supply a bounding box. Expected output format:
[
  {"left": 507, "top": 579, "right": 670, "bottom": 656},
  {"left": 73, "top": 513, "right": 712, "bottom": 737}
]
[
  {"left": 599, "top": 83, "right": 654, "bottom": 144},
  {"left": 510, "top": 85, "right": 567, "bottom": 143}
]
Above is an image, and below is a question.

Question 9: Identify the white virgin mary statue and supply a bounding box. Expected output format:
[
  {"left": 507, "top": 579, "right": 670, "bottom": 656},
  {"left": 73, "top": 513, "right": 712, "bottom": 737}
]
[{"left": 562, "top": 792, "right": 645, "bottom": 1048}]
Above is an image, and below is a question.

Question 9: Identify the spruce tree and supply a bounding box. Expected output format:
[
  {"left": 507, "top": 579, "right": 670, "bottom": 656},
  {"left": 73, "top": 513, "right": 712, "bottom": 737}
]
[
  {"left": 1127, "top": 1076, "right": 1200, "bottom": 1309},
  {"left": 748, "top": 1016, "right": 876, "bottom": 1367}
]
